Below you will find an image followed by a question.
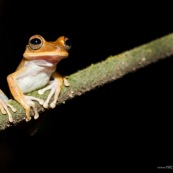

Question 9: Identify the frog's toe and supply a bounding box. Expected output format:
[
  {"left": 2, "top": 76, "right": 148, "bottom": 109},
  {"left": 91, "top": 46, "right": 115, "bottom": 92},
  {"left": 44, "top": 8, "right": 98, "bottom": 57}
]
[
  {"left": 34, "top": 113, "right": 39, "bottom": 119},
  {"left": 50, "top": 102, "right": 56, "bottom": 108},
  {"left": 25, "top": 116, "right": 31, "bottom": 122},
  {"left": 9, "top": 116, "right": 13, "bottom": 123},
  {"left": 38, "top": 89, "right": 44, "bottom": 95},
  {"left": 6, "top": 101, "right": 17, "bottom": 112},
  {"left": 43, "top": 102, "right": 49, "bottom": 109},
  {"left": 0, "top": 107, "right": 6, "bottom": 114},
  {"left": 38, "top": 100, "right": 44, "bottom": 105}
]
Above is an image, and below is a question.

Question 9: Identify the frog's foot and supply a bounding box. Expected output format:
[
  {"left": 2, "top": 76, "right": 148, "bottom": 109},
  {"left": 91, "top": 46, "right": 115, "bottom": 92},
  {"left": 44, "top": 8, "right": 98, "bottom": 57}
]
[
  {"left": 24, "top": 95, "right": 44, "bottom": 120},
  {"left": 38, "top": 80, "right": 61, "bottom": 109},
  {"left": 0, "top": 99, "right": 17, "bottom": 122}
]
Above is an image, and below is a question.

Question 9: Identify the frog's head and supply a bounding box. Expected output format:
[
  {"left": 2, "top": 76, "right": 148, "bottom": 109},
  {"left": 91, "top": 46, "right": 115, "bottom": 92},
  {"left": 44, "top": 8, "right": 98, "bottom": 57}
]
[{"left": 23, "top": 35, "right": 71, "bottom": 64}]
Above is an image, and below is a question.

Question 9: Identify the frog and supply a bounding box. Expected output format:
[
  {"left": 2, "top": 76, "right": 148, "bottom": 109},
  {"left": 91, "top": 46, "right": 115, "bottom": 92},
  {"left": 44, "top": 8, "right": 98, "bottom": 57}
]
[
  {"left": 0, "top": 89, "right": 17, "bottom": 122},
  {"left": 7, "top": 34, "right": 71, "bottom": 122}
]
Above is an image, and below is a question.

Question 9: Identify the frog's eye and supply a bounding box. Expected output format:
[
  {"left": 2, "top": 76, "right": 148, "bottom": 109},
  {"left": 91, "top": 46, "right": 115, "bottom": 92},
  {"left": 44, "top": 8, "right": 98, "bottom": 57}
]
[
  {"left": 28, "top": 35, "right": 43, "bottom": 50},
  {"left": 64, "top": 37, "right": 71, "bottom": 51}
]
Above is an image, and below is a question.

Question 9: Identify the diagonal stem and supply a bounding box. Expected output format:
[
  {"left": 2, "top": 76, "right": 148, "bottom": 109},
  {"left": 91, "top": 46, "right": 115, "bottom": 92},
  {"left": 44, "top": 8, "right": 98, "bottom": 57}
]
[{"left": 1, "top": 33, "right": 173, "bottom": 131}]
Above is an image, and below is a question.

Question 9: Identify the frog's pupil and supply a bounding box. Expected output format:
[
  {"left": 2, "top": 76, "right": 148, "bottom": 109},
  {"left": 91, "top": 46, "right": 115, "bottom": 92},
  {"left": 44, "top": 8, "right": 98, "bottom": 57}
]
[
  {"left": 31, "top": 38, "right": 41, "bottom": 45},
  {"left": 65, "top": 39, "right": 71, "bottom": 47}
]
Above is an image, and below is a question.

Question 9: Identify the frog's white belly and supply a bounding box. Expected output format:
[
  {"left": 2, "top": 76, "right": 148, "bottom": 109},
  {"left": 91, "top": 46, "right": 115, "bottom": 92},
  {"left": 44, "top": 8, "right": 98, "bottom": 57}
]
[{"left": 17, "top": 61, "right": 54, "bottom": 94}]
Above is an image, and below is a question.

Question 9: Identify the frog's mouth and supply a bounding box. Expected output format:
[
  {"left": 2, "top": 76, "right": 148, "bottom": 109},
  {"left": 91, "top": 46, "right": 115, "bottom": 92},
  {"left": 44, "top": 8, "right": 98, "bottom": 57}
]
[
  {"left": 24, "top": 53, "right": 68, "bottom": 64},
  {"left": 33, "top": 55, "right": 67, "bottom": 64}
]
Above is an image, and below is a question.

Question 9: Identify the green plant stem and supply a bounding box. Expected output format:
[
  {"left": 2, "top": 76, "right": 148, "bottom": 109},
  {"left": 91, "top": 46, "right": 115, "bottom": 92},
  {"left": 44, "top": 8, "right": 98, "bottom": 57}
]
[{"left": 1, "top": 33, "right": 173, "bottom": 131}]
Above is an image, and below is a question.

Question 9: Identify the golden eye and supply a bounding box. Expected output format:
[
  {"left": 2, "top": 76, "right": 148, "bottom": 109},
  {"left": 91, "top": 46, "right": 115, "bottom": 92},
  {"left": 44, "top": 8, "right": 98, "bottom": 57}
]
[
  {"left": 28, "top": 35, "right": 43, "bottom": 50},
  {"left": 64, "top": 37, "right": 71, "bottom": 51}
]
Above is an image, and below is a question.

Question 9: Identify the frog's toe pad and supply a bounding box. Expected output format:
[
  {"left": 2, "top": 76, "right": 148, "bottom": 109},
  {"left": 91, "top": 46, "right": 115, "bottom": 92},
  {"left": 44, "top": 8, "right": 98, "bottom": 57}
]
[
  {"left": 50, "top": 102, "right": 56, "bottom": 108},
  {"left": 25, "top": 116, "right": 31, "bottom": 122},
  {"left": 43, "top": 102, "right": 49, "bottom": 109},
  {"left": 34, "top": 114, "right": 39, "bottom": 119},
  {"left": 38, "top": 89, "right": 44, "bottom": 95},
  {"left": 9, "top": 116, "right": 13, "bottom": 123}
]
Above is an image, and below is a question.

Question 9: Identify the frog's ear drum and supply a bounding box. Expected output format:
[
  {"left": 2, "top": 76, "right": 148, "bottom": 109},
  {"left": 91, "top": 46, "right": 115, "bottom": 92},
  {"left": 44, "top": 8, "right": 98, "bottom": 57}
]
[{"left": 28, "top": 35, "right": 44, "bottom": 50}]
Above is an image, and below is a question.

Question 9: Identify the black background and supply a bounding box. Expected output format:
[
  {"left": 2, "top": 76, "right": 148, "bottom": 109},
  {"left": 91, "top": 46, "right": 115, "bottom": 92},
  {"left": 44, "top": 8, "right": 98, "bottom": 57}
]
[{"left": 0, "top": 1, "right": 173, "bottom": 172}]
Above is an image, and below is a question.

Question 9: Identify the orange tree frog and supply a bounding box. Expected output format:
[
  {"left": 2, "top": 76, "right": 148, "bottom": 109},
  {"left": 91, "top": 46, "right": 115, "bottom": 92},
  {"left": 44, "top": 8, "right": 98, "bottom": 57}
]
[
  {"left": 0, "top": 89, "right": 17, "bottom": 122},
  {"left": 7, "top": 35, "right": 71, "bottom": 122}
]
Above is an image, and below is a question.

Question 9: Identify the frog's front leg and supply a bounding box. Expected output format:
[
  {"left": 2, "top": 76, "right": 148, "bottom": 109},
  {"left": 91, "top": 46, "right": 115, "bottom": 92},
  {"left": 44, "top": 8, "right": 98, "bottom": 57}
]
[
  {"left": 7, "top": 72, "right": 44, "bottom": 121},
  {"left": 0, "top": 89, "right": 17, "bottom": 122},
  {"left": 38, "top": 72, "right": 69, "bottom": 108},
  {"left": 23, "top": 95, "right": 44, "bottom": 120}
]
